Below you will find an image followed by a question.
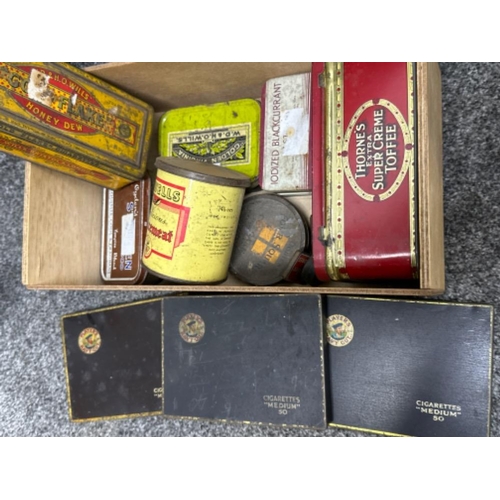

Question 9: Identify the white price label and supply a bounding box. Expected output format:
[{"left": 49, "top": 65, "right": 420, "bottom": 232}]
[{"left": 121, "top": 212, "right": 136, "bottom": 256}]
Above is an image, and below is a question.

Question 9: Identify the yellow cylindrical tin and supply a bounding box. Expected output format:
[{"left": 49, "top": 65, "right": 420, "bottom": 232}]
[{"left": 142, "top": 157, "right": 251, "bottom": 284}]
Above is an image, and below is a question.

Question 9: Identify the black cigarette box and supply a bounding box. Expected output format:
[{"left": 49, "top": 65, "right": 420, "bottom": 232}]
[
  {"left": 324, "top": 297, "right": 493, "bottom": 437},
  {"left": 62, "top": 299, "right": 163, "bottom": 422},
  {"left": 62, "top": 294, "right": 327, "bottom": 429}
]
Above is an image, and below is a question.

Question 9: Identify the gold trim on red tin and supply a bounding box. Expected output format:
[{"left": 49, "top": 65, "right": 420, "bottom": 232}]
[
  {"left": 324, "top": 62, "right": 418, "bottom": 281},
  {"left": 324, "top": 62, "right": 345, "bottom": 281},
  {"left": 407, "top": 62, "right": 418, "bottom": 275}
]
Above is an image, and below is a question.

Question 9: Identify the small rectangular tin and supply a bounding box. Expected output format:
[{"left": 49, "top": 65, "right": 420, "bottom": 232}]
[
  {"left": 0, "top": 62, "right": 153, "bottom": 189},
  {"left": 101, "top": 176, "right": 153, "bottom": 284},
  {"left": 259, "top": 73, "right": 311, "bottom": 192},
  {"left": 158, "top": 98, "right": 260, "bottom": 183},
  {"left": 311, "top": 63, "right": 418, "bottom": 281}
]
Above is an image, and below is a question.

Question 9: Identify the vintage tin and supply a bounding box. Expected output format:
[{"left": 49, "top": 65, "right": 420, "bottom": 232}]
[
  {"left": 142, "top": 157, "right": 250, "bottom": 284},
  {"left": 61, "top": 299, "right": 163, "bottom": 422},
  {"left": 311, "top": 63, "right": 418, "bottom": 281},
  {"left": 230, "top": 193, "right": 309, "bottom": 286},
  {"left": 259, "top": 73, "right": 311, "bottom": 192},
  {"left": 0, "top": 62, "right": 153, "bottom": 189},
  {"left": 101, "top": 175, "right": 158, "bottom": 285},
  {"left": 158, "top": 98, "right": 260, "bottom": 182},
  {"left": 325, "top": 296, "right": 493, "bottom": 437},
  {"left": 163, "top": 294, "right": 326, "bottom": 429},
  {"left": 61, "top": 293, "right": 327, "bottom": 429}
]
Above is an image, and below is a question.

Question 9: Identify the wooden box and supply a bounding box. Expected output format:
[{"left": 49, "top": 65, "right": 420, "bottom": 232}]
[{"left": 22, "top": 62, "right": 444, "bottom": 296}]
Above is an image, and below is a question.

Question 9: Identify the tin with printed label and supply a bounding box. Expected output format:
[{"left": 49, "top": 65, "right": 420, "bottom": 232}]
[
  {"left": 0, "top": 62, "right": 153, "bottom": 189},
  {"left": 158, "top": 99, "right": 260, "bottom": 183},
  {"left": 311, "top": 62, "right": 418, "bottom": 282},
  {"left": 101, "top": 175, "right": 159, "bottom": 285},
  {"left": 142, "top": 157, "right": 251, "bottom": 284},
  {"left": 260, "top": 73, "right": 311, "bottom": 192},
  {"left": 229, "top": 193, "right": 309, "bottom": 286}
]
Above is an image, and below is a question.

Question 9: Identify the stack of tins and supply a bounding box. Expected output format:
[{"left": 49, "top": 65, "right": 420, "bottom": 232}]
[
  {"left": 142, "top": 99, "right": 262, "bottom": 284},
  {"left": 256, "top": 63, "right": 418, "bottom": 284}
]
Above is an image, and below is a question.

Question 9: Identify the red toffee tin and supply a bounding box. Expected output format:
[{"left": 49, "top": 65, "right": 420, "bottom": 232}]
[{"left": 311, "top": 62, "right": 418, "bottom": 281}]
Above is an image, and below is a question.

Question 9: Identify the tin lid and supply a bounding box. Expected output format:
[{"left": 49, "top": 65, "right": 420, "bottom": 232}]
[
  {"left": 158, "top": 99, "right": 261, "bottom": 183},
  {"left": 155, "top": 157, "right": 251, "bottom": 188},
  {"left": 230, "top": 193, "right": 308, "bottom": 286}
]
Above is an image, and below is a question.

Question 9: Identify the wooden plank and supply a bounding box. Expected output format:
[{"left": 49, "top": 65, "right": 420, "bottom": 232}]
[
  {"left": 22, "top": 162, "right": 103, "bottom": 285},
  {"left": 88, "top": 62, "right": 312, "bottom": 111},
  {"left": 417, "top": 62, "right": 445, "bottom": 293},
  {"left": 26, "top": 284, "right": 434, "bottom": 296}
]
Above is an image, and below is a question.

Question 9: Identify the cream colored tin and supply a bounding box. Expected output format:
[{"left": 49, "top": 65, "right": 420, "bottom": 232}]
[
  {"left": 260, "top": 73, "right": 311, "bottom": 192},
  {"left": 142, "top": 157, "right": 251, "bottom": 284}
]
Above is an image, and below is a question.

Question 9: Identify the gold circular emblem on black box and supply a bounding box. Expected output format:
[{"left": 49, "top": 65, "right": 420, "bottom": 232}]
[
  {"left": 326, "top": 314, "right": 354, "bottom": 347},
  {"left": 78, "top": 327, "right": 102, "bottom": 354},
  {"left": 179, "top": 313, "right": 205, "bottom": 344}
]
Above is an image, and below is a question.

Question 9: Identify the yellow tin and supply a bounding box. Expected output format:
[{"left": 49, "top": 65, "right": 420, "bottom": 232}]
[
  {"left": 0, "top": 62, "right": 153, "bottom": 189},
  {"left": 158, "top": 98, "right": 260, "bottom": 182},
  {"left": 142, "top": 157, "right": 251, "bottom": 284}
]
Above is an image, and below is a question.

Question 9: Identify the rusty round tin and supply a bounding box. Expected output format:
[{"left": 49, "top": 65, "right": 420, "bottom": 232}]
[
  {"left": 142, "top": 157, "right": 250, "bottom": 284},
  {"left": 229, "top": 193, "right": 308, "bottom": 286}
]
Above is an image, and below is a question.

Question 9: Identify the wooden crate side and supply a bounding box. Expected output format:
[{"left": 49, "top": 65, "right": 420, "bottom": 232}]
[
  {"left": 22, "top": 163, "right": 103, "bottom": 285},
  {"left": 417, "top": 62, "right": 445, "bottom": 293},
  {"left": 88, "top": 62, "right": 312, "bottom": 111}
]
